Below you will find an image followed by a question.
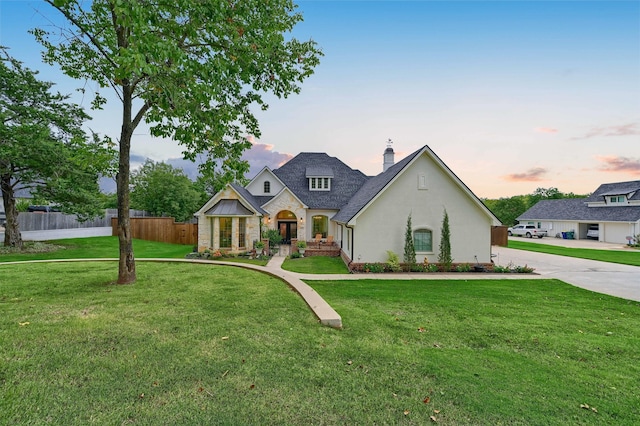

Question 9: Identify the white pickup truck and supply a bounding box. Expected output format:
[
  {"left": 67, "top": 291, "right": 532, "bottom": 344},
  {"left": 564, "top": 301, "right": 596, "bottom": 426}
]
[{"left": 508, "top": 224, "right": 548, "bottom": 238}]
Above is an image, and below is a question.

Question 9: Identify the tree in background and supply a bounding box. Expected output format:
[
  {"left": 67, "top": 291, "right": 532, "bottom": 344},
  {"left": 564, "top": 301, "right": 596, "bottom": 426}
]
[
  {"left": 483, "top": 196, "right": 528, "bottom": 227},
  {"left": 403, "top": 213, "right": 416, "bottom": 267},
  {"left": 483, "top": 187, "right": 588, "bottom": 226},
  {"left": 0, "top": 48, "right": 114, "bottom": 248},
  {"left": 438, "top": 209, "right": 452, "bottom": 271},
  {"left": 130, "top": 160, "right": 201, "bottom": 222},
  {"left": 34, "top": 0, "right": 322, "bottom": 283}
]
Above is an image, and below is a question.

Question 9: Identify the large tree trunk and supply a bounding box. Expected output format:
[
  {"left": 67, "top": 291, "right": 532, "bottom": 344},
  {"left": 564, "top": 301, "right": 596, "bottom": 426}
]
[
  {"left": 116, "top": 84, "right": 136, "bottom": 284},
  {"left": 1, "top": 174, "right": 22, "bottom": 248}
]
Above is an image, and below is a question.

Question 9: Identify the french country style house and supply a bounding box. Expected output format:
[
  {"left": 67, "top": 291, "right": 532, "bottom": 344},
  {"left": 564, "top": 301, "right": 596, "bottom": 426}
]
[
  {"left": 195, "top": 144, "right": 501, "bottom": 266},
  {"left": 517, "top": 180, "right": 640, "bottom": 244}
]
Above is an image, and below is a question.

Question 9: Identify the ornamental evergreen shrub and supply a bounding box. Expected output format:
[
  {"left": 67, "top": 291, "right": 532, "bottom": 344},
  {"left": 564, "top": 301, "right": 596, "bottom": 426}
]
[{"left": 438, "top": 209, "right": 452, "bottom": 271}]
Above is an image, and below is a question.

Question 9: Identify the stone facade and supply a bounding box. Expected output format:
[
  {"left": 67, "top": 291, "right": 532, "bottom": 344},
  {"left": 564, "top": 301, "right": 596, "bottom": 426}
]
[
  {"left": 262, "top": 190, "right": 306, "bottom": 239},
  {"left": 196, "top": 187, "right": 262, "bottom": 253}
]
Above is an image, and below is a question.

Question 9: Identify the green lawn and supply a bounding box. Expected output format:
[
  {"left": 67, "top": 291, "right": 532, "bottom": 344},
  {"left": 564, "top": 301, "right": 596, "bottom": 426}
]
[
  {"left": 1, "top": 261, "right": 638, "bottom": 425},
  {"left": 281, "top": 255, "right": 349, "bottom": 274},
  {"left": 0, "top": 236, "right": 192, "bottom": 262},
  {"left": 508, "top": 240, "right": 640, "bottom": 266}
]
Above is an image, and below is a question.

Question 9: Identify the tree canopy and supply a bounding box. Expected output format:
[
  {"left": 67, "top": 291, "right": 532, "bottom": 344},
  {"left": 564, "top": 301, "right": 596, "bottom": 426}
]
[
  {"left": 34, "top": 0, "right": 322, "bottom": 283},
  {"left": 131, "top": 160, "right": 201, "bottom": 222},
  {"left": 483, "top": 187, "right": 589, "bottom": 226},
  {"left": 0, "top": 47, "right": 115, "bottom": 247}
]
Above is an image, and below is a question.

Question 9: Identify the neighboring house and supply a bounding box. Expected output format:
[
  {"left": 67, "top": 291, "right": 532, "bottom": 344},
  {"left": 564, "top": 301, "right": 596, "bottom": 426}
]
[
  {"left": 195, "top": 145, "right": 501, "bottom": 265},
  {"left": 517, "top": 180, "right": 640, "bottom": 244}
]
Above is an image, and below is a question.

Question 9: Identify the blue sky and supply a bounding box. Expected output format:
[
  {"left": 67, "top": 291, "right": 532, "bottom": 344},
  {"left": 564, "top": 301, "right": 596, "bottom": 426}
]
[{"left": 1, "top": 0, "right": 639, "bottom": 197}]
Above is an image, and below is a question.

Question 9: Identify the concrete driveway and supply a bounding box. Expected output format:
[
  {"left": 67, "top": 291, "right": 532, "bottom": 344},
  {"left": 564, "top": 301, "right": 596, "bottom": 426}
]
[{"left": 493, "top": 238, "right": 640, "bottom": 302}]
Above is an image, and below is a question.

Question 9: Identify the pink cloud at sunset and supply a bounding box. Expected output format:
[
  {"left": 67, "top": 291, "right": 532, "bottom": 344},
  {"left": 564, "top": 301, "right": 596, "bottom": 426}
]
[
  {"left": 242, "top": 141, "right": 293, "bottom": 175},
  {"left": 503, "top": 167, "right": 548, "bottom": 182},
  {"left": 571, "top": 123, "right": 640, "bottom": 140},
  {"left": 597, "top": 156, "right": 640, "bottom": 176}
]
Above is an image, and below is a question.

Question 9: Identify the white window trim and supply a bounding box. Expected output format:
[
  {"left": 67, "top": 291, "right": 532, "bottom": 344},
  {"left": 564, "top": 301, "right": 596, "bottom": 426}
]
[{"left": 309, "top": 177, "right": 331, "bottom": 191}]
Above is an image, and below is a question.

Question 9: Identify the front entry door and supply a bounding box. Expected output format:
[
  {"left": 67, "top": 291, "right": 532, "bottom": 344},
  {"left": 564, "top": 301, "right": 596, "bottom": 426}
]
[{"left": 278, "top": 221, "right": 297, "bottom": 244}]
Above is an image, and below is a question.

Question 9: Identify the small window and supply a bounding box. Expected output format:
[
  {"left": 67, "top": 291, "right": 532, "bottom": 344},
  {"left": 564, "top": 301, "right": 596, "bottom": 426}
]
[
  {"left": 609, "top": 196, "right": 625, "bottom": 203},
  {"left": 414, "top": 229, "right": 433, "bottom": 252},
  {"left": 238, "top": 217, "right": 246, "bottom": 248},
  {"left": 219, "top": 217, "right": 232, "bottom": 248},
  {"left": 264, "top": 181, "right": 271, "bottom": 194},
  {"left": 311, "top": 178, "right": 316, "bottom": 189}
]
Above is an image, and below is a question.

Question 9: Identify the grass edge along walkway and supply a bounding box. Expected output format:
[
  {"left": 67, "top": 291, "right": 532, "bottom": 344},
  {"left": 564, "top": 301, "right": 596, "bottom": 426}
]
[{"left": 508, "top": 240, "right": 640, "bottom": 267}]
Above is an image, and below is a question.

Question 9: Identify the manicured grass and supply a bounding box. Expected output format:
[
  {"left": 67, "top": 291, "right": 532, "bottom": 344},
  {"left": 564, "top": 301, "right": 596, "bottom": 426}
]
[
  {"left": 281, "top": 255, "right": 349, "bottom": 274},
  {"left": 0, "top": 236, "right": 192, "bottom": 262},
  {"left": 2, "top": 261, "right": 638, "bottom": 424},
  {"left": 508, "top": 240, "right": 640, "bottom": 266}
]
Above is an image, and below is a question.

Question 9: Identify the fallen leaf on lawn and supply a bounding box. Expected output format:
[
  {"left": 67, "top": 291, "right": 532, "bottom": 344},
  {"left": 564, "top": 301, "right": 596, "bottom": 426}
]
[
  {"left": 153, "top": 381, "right": 159, "bottom": 387},
  {"left": 423, "top": 396, "right": 430, "bottom": 404},
  {"left": 221, "top": 336, "right": 229, "bottom": 340},
  {"left": 580, "top": 403, "right": 589, "bottom": 409},
  {"left": 139, "top": 393, "right": 145, "bottom": 399},
  {"left": 198, "top": 387, "right": 204, "bottom": 393},
  {"left": 578, "top": 330, "right": 583, "bottom": 333},
  {"left": 347, "top": 360, "right": 353, "bottom": 365},
  {"left": 392, "top": 393, "right": 398, "bottom": 398},
  {"left": 249, "top": 384, "right": 255, "bottom": 389},
  {"left": 418, "top": 327, "right": 426, "bottom": 332},
  {"left": 403, "top": 410, "right": 409, "bottom": 416},
  {"left": 591, "top": 407, "right": 598, "bottom": 413},
  {"left": 19, "top": 322, "right": 30, "bottom": 326},
  {"left": 433, "top": 344, "right": 441, "bottom": 348},
  {"left": 430, "top": 415, "right": 438, "bottom": 422},
  {"left": 433, "top": 409, "right": 441, "bottom": 414}
]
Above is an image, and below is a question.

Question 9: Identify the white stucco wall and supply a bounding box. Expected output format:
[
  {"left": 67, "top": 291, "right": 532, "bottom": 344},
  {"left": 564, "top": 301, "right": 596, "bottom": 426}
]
[
  {"left": 246, "top": 169, "right": 285, "bottom": 196},
  {"left": 350, "top": 154, "right": 495, "bottom": 264}
]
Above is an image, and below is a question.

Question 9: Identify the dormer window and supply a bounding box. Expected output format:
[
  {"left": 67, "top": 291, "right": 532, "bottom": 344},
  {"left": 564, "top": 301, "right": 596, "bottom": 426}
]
[
  {"left": 609, "top": 195, "right": 625, "bottom": 204},
  {"left": 306, "top": 166, "right": 334, "bottom": 191},
  {"left": 309, "top": 177, "right": 331, "bottom": 191},
  {"left": 264, "top": 181, "right": 271, "bottom": 194}
]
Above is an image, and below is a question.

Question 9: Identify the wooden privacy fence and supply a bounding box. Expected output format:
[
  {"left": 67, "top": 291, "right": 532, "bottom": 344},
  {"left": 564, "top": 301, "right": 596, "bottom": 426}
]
[
  {"left": 491, "top": 226, "right": 508, "bottom": 247},
  {"left": 111, "top": 217, "right": 198, "bottom": 246}
]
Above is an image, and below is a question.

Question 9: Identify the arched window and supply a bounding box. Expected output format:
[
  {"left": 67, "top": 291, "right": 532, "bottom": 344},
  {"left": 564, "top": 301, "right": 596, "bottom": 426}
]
[
  {"left": 414, "top": 229, "right": 433, "bottom": 252},
  {"left": 312, "top": 215, "right": 328, "bottom": 238},
  {"left": 264, "top": 181, "right": 271, "bottom": 194}
]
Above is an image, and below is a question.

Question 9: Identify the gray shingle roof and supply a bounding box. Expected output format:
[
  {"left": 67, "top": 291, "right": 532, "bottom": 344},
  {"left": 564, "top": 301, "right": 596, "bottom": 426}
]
[
  {"left": 332, "top": 147, "right": 423, "bottom": 223},
  {"left": 273, "top": 153, "right": 369, "bottom": 209},
  {"left": 586, "top": 180, "right": 640, "bottom": 202},
  {"left": 517, "top": 198, "right": 640, "bottom": 222},
  {"left": 230, "top": 183, "right": 269, "bottom": 215}
]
